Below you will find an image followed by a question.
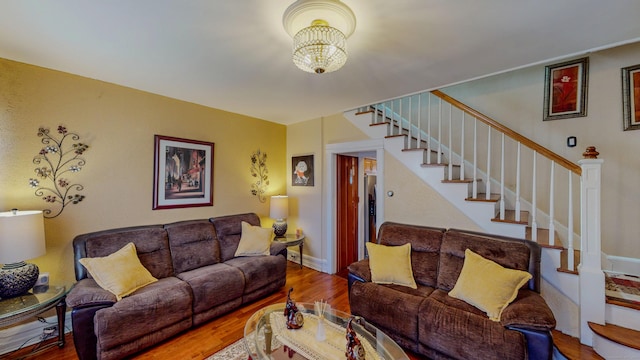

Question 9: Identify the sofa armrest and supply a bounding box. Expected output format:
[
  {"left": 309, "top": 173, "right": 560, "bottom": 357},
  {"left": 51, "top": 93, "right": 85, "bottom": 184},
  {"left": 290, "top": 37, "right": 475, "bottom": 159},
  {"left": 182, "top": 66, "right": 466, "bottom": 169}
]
[
  {"left": 67, "top": 279, "right": 117, "bottom": 308},
  {"left": 500, "top": 289, "right": 556, "bottom": 331},
  {"left": 347, "top": 259, "right": 371, "bottom": 296},
  {"left": 270, "top": 241, "right": 287, "bottom": 257},
  {"left": 348, "top": 259, "right": 371, "bottom": 282}
]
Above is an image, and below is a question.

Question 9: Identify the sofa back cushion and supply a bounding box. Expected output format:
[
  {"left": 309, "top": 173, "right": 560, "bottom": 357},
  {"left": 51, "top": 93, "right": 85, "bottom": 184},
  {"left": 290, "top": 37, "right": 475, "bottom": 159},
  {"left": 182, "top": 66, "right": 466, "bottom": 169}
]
[
  {"left": 73, "top": 225, "right": 173, "bottom": 281},
  {"left": 165, "top": 219, "right": 220, "bottom": 274},
  {"left": 377, "top": 222, "right": 446, "bottom": 288},
  {"left": 437, "top": 229, "right": 540, "bottom": 292},
  {"left": 210, "top": 213, "right": 261, "bottom": 262}
]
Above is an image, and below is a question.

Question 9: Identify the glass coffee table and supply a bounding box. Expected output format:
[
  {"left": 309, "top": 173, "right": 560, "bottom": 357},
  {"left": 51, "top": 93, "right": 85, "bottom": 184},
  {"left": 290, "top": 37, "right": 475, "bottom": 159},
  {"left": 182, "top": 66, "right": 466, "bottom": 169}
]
[
  {"left": 244, "top": 303, "right": 408, "bottom": 360},
  {"left": 0, "top": 283, "right": 73, "bottom": 356}
]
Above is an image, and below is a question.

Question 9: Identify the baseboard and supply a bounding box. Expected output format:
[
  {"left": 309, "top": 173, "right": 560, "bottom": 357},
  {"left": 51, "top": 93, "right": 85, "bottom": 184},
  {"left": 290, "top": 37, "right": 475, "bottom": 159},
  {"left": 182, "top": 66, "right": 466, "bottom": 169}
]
[
  {"left": 604, "top": 255, "right": 640, "bottom": 277},
  {"left": 0, "top": 311, "right": 72, "bottom": 356},
  {"left": 286, "top": 249, "right": 326, "bottom": 272}
]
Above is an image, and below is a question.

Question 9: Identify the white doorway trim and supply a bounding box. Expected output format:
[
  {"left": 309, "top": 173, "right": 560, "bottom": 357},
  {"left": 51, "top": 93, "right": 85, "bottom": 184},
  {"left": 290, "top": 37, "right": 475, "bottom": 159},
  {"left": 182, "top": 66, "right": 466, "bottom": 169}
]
[{"left": 324, "top": 139, "right": 384, "bottom": 274}]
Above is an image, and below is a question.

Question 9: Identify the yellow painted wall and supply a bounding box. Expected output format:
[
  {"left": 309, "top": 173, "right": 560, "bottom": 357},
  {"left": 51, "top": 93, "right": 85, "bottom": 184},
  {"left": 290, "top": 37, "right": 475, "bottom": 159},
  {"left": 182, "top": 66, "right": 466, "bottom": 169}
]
[{"left": 0, "top": 58, "right": 286, "bottom": 286}]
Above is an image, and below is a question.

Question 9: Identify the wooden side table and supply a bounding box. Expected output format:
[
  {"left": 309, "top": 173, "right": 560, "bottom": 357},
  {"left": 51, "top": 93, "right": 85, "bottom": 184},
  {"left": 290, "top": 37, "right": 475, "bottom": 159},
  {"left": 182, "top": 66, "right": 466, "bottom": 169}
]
[
  {"left": 273, "top": 234, "right": 305, "bottom": 268},
  {"left": 0, "top": 284, "right": 73, "bottom": 357}
]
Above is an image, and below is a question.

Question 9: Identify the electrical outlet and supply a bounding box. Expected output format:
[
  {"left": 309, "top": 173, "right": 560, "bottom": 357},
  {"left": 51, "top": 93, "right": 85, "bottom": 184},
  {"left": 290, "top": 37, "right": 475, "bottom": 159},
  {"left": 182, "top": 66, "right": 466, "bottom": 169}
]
[{"left": 43, "top": 326, "right": 56, "bottom": 334}]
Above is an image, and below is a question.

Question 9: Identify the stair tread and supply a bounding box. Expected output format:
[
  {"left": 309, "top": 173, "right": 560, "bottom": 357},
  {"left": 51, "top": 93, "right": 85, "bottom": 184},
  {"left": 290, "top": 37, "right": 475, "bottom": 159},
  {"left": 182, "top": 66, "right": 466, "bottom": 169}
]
[
  {"left": 588, "top": 322, "right": 640, "bottom": 351},
  {"left": 442, "top": 179, "right": 480, "bottom": 184},
  {"left": 466, "top": 193, "right": 500, "bottom": 202},
  {"left": 492, "top": 210, "right": 528, "bottom": 224},
  {"left": 606, "top": 296, "right": 640, "bottom": 311},
  {"left": 526, "top": 227, "right": 564, "bottom": 249}
]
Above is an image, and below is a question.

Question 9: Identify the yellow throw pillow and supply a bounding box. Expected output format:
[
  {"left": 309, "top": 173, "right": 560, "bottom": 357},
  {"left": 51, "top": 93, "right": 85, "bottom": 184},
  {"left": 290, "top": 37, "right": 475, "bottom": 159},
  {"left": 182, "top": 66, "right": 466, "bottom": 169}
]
[
  {"left": 79, "top": 242, "right": 158, "bottom": 301},
  {"left": 366, "top": 242, "right": 417, "bottom": 289},
  {"left": 449, "top": 249, "right": 532, "bottom": 321},
  {"left": 234, "top": 221, "right": 273, "bottom": 257}
]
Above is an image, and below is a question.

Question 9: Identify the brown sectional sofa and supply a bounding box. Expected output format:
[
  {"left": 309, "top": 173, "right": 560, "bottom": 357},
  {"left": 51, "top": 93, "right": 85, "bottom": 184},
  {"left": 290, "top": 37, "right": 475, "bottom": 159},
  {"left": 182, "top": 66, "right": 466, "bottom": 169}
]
[
  {"left": 348, "top": 222, "right": 556, "bottom": 360},
  {"left": 66, "top": 213, "right": 287, "bottom": 360}
]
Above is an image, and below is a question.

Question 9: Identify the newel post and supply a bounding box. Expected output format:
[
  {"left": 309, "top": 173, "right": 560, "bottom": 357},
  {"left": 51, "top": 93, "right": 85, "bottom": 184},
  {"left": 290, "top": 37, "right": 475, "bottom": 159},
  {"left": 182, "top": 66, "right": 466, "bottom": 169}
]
[{"left": 578, "top": 146, "right": 605, "bottom": 346}]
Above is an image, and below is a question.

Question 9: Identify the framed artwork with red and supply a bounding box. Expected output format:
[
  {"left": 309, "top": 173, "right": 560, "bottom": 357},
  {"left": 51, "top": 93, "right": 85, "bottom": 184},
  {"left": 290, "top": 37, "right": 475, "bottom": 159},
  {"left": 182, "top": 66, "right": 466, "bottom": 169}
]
[
  {"left": 543, "top": 57, "right": 589, "bottom": 121},
  {"left": 622, "top": 63, "right": 640, "bottom": 131}
]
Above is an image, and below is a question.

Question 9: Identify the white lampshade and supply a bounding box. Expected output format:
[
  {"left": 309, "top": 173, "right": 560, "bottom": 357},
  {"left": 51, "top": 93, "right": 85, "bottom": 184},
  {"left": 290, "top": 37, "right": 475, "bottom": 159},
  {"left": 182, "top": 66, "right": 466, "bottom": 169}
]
[
  {"left": 270, "top": 196, "right": 289, "bottom": 220},
  {"left": 0, "top": 210, "right": 46, "bottom": 264}
]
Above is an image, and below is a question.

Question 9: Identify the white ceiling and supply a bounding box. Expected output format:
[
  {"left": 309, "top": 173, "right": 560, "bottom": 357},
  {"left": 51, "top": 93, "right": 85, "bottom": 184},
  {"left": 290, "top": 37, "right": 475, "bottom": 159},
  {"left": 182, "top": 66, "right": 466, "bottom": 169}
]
[{"left": 1, "top": 1, "right": 639, "bottom": 125}]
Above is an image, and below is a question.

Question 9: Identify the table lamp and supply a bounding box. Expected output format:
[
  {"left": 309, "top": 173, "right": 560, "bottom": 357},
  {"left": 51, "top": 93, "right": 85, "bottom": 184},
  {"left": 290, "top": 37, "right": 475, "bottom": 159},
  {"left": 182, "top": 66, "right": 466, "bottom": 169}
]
[
  {"left": 0, "top": 209, "right": 46, "bottom": 298},
  {"left": 270, "top": 195, "right": 289, "bottom": 237}
]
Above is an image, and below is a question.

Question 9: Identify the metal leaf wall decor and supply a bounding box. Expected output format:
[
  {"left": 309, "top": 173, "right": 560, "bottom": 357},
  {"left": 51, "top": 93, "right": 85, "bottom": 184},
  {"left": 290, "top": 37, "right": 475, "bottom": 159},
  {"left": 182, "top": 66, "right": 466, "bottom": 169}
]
[
  {"left": 250, "top": 149, "right": 269, "bottom": 203},
  {"left": 28, "top": 125, "right": 89, "bottom": 218}
]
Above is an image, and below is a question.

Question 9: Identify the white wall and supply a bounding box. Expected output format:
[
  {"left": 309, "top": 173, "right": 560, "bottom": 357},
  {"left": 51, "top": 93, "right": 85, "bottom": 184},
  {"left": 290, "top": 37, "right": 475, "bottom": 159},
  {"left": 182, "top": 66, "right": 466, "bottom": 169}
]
[{"left": 441, "top": 41, "right": 640, "bottom": 259}]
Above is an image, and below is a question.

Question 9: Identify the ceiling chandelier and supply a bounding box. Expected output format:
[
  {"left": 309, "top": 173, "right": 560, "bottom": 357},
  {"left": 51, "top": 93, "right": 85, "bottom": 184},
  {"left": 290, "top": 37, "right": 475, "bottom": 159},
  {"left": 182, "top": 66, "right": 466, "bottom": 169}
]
[{"left": 283, "top": 0, "right": 356, "bottom": 74}]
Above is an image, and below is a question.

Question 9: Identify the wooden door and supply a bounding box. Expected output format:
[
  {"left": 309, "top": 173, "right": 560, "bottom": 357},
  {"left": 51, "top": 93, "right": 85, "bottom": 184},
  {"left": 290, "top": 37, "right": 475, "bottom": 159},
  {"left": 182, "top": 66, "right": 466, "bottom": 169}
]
[{"left": 336, "top": 155, "right": 359, "bottom": 274}]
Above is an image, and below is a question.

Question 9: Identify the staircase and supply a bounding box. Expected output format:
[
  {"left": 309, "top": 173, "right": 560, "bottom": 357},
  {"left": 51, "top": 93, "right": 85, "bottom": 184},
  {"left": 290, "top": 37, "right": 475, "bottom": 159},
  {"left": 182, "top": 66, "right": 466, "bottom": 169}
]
[{"left": 343, "top": 89, "right": 640, "bottom": 359}]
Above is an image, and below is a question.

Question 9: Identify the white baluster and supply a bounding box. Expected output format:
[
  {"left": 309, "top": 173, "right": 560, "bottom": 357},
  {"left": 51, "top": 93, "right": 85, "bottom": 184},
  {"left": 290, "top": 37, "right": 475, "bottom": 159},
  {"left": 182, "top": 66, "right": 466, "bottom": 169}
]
[
  {"left": 515, "top": 142, "right": 521, "bottom": 222},
  {"left": 486, "top": 128, "right": 492, "bottom": 200},
  {"left": 531, "top": 151, "right": 538, "bottom": 242},
  {"left": 384, "top": 102, "right": 389, "bottom": 136},
  {"left": 427, "top": 94, "right": 432, "bottom": 164},
  {"left": 549, "top": 161, "right": 555, "bottom": 246},
  {"left": 472, "top": 117, "right": 478, "bottom": 199},
  {"left": 567, "top": 172, "right": 574, "bottom": 270},
  {"left": 417, "top": 94, "right": 422, "bottom": 149},
  {"left": 499, "top": 133, "right": 505, "bottom": 220},
  {"left": 460, "top": 112, "right": 465, "bottom": 181},
  {"left": 448, "top": 104, "right": 453, "bottom": 180},
  {"left": 437, "top": 98, "right": 442, "bottom": 164}
]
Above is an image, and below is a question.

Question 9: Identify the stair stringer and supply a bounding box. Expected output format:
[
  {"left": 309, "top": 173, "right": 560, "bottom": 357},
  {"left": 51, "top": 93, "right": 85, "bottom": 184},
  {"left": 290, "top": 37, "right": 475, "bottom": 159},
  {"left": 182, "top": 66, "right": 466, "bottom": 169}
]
[{"left": 383, "top": 135, "right": 525, "bottom": 237}]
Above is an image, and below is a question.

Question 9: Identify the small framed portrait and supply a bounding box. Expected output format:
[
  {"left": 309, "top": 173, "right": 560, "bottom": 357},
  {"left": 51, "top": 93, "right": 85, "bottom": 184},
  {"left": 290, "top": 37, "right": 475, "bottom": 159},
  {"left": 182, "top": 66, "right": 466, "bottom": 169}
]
[
  {"left": 543, "top": 57, "right": 589, "bottom": 121},
  {"left": 622, "top": 63, "right": 640, "bottom": 131},
  {"left": 153, "top": 135, "right": 214, "bottom": 209},
  {"left": 292, "top": 154, "right": 314, "bottom": 187}
]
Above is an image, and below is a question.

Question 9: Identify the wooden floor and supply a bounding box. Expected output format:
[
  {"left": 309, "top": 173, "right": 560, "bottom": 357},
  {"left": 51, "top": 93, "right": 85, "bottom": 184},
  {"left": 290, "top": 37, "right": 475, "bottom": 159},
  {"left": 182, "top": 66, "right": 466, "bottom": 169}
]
[{"left": 5, "top": 262, "right": 601, "bottom": 360}]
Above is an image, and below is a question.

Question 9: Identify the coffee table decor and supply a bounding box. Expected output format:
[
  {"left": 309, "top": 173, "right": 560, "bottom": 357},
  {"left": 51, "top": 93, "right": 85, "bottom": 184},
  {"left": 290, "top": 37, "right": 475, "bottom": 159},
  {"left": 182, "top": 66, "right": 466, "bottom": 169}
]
[
  {"left": 284, "top": 288, "right": 304, "bottom": 329},
  {"left": 268, "top": 308, "right": 380, "bottom": 360}
]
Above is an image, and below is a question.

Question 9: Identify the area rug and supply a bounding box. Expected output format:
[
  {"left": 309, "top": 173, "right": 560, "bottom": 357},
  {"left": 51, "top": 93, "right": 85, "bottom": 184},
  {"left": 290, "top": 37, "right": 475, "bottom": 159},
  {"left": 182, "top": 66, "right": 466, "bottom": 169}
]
[
  {"left": 205, "top": 338, "right": 250, "bottom": 360},
  {"left": 604, "top": 271, "right": 640, "bottom": 306}
]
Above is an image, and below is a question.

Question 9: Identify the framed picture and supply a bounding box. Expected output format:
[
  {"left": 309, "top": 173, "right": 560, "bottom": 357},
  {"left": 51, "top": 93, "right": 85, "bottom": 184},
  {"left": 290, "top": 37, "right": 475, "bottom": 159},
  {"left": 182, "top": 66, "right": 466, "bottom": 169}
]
[
  {"left": 292, "top": 154, "right": 314, "bottom": 186},
  {"left": 622, "top": 63, "right": 640, "bottom": 131},
  {"left": 543, "top": 57, "right": 589, "bottom": 121},
  {"left": 153, "top": 135, "right": 214, "bottom": 210}
]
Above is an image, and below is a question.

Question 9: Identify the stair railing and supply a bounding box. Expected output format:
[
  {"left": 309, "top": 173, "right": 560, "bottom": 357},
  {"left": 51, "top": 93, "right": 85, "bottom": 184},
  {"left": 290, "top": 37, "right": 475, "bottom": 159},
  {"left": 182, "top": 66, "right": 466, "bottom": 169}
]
[{"left": 361, "top": 90, "right": 582, "bottom": 267}]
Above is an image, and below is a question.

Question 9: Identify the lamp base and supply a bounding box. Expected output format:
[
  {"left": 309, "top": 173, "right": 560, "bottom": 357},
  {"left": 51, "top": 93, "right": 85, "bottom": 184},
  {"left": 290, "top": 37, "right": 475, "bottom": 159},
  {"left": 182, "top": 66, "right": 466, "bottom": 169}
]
[
  {"left": 273, "top": 220, "right": 288, "bottom": 237},
  {"left": 0, "top": 262, "right": 40, "bottom": 298}
]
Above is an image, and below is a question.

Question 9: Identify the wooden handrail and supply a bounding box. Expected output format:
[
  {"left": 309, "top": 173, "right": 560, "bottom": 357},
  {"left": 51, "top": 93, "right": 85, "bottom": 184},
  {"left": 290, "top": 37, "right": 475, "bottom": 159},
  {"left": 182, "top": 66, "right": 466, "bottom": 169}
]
[{"left": 431, "top": 90, "right": 581, "bottom": 175}]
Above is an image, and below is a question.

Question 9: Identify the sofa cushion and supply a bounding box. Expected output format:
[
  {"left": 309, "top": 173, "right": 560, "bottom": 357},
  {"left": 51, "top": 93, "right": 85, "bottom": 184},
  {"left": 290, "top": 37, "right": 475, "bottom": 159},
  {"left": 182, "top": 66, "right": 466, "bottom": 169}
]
[
  {"left": 210, "top": 213, "right": 261, "bottom": 262},
  {"left": 94, "top": 277, "right": 193, "bottom": 351},
  {"left": 79, "top": 225, "right": 174, "bottom": 279},
  {"left": 224, "top": 255, "right": 287, "bottom": 296},
  {"left": 377, "top": 222, "right": 445, "bottom": 288},
  {"left": 350, "top": 281, "right": 433, "bottom": 352},
  {"left": 165, "top": 219, "right": 220, "bottom": 274},
  {"left": 366, "top": 242, "right": 417, "bottom": 289},
  {"left": 437, "top": 230, "right": 532, "bottom": 292},
  {"left": 418, "top": 289, "right": 526, "bottom": 360},
  {"left": 235, "top": 221, "right": 273, "bottom": 257},
  {"left": 79, "top": 243, "right": 158, "bottom": 300},
  {"left": 449, "top": 249, "right": 532, "bottom": 321},
  {"left": 176, "top": 263, "right": 244, "bottom": 314}
]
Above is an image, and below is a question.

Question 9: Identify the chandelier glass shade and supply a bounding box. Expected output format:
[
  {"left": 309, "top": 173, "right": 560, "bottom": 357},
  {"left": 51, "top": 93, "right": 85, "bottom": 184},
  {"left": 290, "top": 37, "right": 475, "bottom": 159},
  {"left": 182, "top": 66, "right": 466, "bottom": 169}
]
[
  {"left": 293, "top": 20, "right": 347, "bottom": 74},
  {"left": 283, "top": 0, "right": 356, "bottom": 74}
]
